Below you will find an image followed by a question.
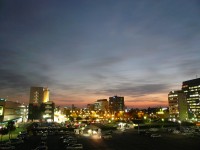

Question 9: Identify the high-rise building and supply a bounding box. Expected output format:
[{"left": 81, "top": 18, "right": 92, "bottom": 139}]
[
  {"left": 109, "top": 96, "right": 124, "bottom": 113},
  {"left": 28, "top": 87, "right": 54, "bottom": 121},
  {"left": 168, "top": 90, "right": 188, "bottom": 121},
  {"left": 43, "top": 88, "right": 50, "bottom": 103},
  {"left": 182, "top": 78, "right": 200, "bottom": 121},
  {"left": 29, "top": 87, "right": 49, "bottom": 104},
  {"left": 168, "top": 91, "right": 179, "bottom": 119}
]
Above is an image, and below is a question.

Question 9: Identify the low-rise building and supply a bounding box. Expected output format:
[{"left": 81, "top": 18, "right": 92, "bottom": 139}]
[{"left": 0, "top": 98, "right": 27, "bottom": 123}]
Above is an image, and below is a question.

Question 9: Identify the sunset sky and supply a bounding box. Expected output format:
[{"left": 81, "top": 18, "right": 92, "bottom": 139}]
[{"left": 0, "top": 0, "right": 200, "bottom": 108}]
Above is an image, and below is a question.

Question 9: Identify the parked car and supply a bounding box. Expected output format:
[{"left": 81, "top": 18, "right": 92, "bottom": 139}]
[
  {"left": 34, "top": 145, "right": 48, "bottom": 150},
  {"left": 172, "top": 130, "right": 180, "bottom": 134},
  {"left": 41, "top": 135, "right": 47, "bottom": 140},
  {"left": 39, "top": 141, "right": 47, "bottom": 147},
  {"left": 7, "top": 138, "right": 24, "bottom": 145},
  {"left": 66, "top": 144, "right": 83, "bottom": 150},
  {"left": 0, "top": 144, "right": 15, "bottom": 150},
  {"left": 62, "top": 136, "right": 75, "bottom": 140},
  {"left": 65, "top": 143, "right": 75, "bottom": 148},
  {"left": 17, "top": 133, "right": 29, "bottom": 140},
  {"left": 63, "top": 139, "right": 77, "bottom": 144},
  {"left": 150, "top": 134, "right": 161, "bottom": 138},
  {"left": 101, "top": 133, "right": 112, "bottom": 139}
]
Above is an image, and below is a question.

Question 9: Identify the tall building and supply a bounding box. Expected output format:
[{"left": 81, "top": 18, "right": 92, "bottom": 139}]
[
  {"left": 168, "top": 90, "right": 188, "bottom": 121},
  {"left": 29, "top": 87, "right": 49, "bottom": 104},
  {"left": 109, "top": 96, "right": 124, "bottom": 113},
  {"left": 182, "top": 78, "right": 200, "bottom": 121},
  {"left": 28, "top": 87, "right": 54, "bottom": 121},
  {"left": 43, "top": 88, "right": 50, "bottom": 103}
]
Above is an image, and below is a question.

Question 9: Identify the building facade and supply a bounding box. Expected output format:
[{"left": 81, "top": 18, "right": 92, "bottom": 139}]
[
  {"left": 42, "top": 101, "right": 55, "bottom": 122},
  {"left": 168, "top": 90, "right": 188, "bottom": 121},
  {"left": 0, "top": 98, "right": 27, "bottom": 123},
  {"left": 94, "top": 99, "right": 108, "bottom": 111},
  {"left": 29, "top": 87, "right": 49, "bottom": 104},
  {"left": 182, "top": 78, "right": 200, "bottom": 121},
  {"left": 28, "top": 87, "right": 54, "bottom": 121},
  {"left": 109, "top": 96, "right": 125, "bottom": 113}
]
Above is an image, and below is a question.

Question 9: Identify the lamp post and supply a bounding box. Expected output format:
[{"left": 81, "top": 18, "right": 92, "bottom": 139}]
[
  {"left": 161, "top": 118, "right": 164, "bottom": 128},
  {"left": 178, "top": 120, "right": 181, "bottom": 131}
]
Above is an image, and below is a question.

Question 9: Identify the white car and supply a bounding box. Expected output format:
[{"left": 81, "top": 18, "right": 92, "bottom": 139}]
[{"left": 172, "top": 130, "right": 180, "bottom": 134}]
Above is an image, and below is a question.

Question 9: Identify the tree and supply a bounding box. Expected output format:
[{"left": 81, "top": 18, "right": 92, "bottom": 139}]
[
  {"left": 0, "top": 127, "right": 8, "bottom": 141},
  {"left": 69, "top": 116, "right": 74, "bottom": 122},
  {"left": 65, "top": 109, "right": 71, "bottom": 117},
  {"left": 76, "top": 116, "right": 82, "bottom": 122},
  {"left": 6, "top": 121, "right": 16, "bottom": 139},
  {"left": 85, "top": 116, "right": 90, "bottom": 124}
]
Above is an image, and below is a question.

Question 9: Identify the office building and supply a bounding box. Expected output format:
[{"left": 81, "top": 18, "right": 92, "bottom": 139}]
[
  {"left": 109, "top": 96, "right": 125, "bottom": 113},
  {"left": 94, "top": 99, "right": 108, "bottom": 111},
  {"left": 168, "top": 90, "right": 188, "bottom": 121},
  {"left": 87, "top": 104, "right": 95, "bottom": 111},
  {"left": 29, "top": 87, "right": 49, "bottom": 104},
  {"left": 28, "top": 87, "right": 54, "bottom": 121},
  {"left": 182, "top": 78, "right": 200, "bottom": 121}
]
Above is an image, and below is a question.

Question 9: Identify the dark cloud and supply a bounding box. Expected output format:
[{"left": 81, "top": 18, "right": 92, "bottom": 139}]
[
  {"left": 0, "top": 69, "right": 29, "bottom": 89},
  {"left": 92, "top": 83, "right": 170, "bottom": 98},
  {"left": 55, "top": 99, "right": 86, "bottom": 103},
  {"left": 0, "top": 68, "right": 54, "bottom": 90},
  {"left": 127, "top": 99, "right": 165, "bottom": 103},
  {"left": 80, "top": 56, "right": 125, "bottom": 70},
  {"left": 0, "top": 48, "right": 22, "bottom": 67},
  {"left": 176, "top": 58, "right": 200, "bottom": 77},
  {"left": 0, "top": 0, "right": 199, "bottom": 107}
]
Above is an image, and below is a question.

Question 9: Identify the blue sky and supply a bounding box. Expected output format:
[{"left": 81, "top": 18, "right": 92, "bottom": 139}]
[{"left": 0, "top": 0, "right": 200, "bottom": 108}]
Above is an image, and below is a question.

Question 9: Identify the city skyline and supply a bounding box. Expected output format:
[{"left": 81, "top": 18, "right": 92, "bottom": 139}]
[{"left": 0, "top": 0, "right": 200, "bottom": 108}]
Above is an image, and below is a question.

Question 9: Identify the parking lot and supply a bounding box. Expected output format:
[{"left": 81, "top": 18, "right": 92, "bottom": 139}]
[
  {"left": 1, "top": 126, "right": 200, "bottom": 150},
  {"left": 77, "top": 128, "right": 200, "bottom": 150}
]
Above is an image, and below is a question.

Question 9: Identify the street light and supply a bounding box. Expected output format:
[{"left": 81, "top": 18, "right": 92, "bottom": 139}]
[
  {"left": 161, "top": 118, "right": 164, "bottom": 128},
  {"left": 178, "top": 120, "right": 181, "bottom": 130}
]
